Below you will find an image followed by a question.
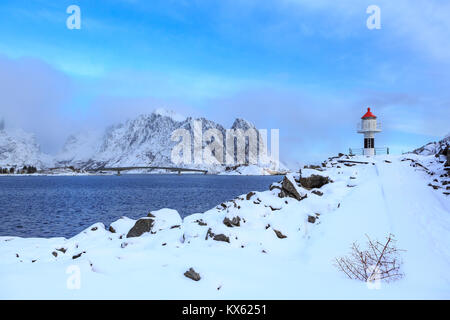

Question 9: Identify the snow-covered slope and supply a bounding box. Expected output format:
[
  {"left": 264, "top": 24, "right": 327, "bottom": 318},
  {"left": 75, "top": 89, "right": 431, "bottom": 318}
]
[
  {"left": 411, "top": 134, "right": 450, "bottom": 156},
  {"left": 0, "top": 128, "right": 52, "bottom": 169},
  {"left": 56, "top": 109, "right": 284, "bottom": 174},
  {"left": 1, "top": 153, "right": 448, "bottom": 299}
]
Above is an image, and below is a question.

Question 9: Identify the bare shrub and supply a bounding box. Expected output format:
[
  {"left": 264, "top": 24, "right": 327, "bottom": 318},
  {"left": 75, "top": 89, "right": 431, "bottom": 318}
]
[{"left": 334, "top": 234, "right": 405, "bottom": 283}]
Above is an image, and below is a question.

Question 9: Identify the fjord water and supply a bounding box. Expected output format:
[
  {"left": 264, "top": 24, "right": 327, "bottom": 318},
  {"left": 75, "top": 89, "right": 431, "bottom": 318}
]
[{"left": 0, "top": 174, "right": 281, "bottom": 238}]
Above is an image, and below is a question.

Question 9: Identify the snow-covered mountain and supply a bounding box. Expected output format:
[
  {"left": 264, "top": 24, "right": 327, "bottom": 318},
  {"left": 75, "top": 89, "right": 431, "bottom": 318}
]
[
  {"left": 410, "top": 134, "right": 450, "bottom": 156},
  {"left": 0, "top": 128, "right": 52, "bottom": 169},
  {"left": 55, "top": 109, "right": 283, "bottom": 174}
]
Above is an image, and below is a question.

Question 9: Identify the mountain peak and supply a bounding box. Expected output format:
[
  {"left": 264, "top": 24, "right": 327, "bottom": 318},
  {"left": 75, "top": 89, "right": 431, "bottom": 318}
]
[
  {"left": 153, "top": 108, "right": 186, "bottom": 122},
  {"left": 231, "top": 118, "right": 256, "bottom": 130}
]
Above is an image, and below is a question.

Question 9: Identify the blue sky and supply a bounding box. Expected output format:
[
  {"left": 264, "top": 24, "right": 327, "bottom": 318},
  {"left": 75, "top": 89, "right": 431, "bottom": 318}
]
[{"left": 0, "top": 0, "right": 449, "bottom": 164}]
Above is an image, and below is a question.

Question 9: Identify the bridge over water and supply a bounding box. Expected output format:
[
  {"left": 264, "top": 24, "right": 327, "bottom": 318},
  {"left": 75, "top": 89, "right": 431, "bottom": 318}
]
[{"left": 91, "top": 166, "right": 208, "bottom": 175}]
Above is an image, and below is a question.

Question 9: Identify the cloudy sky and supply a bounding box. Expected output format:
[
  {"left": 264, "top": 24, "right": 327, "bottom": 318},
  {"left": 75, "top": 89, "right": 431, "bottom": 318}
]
[{"left": 0, "top": 0, "right": 449, "bottom": 164}]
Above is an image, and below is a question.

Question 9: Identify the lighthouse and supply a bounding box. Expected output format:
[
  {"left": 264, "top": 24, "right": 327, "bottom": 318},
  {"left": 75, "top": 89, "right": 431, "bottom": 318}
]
[{"left": 357, "top": 108, "right": 381, "bottom": 156}]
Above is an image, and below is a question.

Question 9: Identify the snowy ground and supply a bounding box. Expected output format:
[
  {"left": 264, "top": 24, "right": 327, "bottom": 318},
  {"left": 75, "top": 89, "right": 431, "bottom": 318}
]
[{"left": 0, "top": 154, "right": 449, "bottom": 299}]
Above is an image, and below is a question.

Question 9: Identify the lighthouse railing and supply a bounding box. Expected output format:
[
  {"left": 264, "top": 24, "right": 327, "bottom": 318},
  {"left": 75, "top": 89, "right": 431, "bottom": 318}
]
[
  {"left": 356, "top": 121, "right": 382, "bottom": 132},
  {"left": 349, "top": 147, "right": 390, "bottom": 156}
]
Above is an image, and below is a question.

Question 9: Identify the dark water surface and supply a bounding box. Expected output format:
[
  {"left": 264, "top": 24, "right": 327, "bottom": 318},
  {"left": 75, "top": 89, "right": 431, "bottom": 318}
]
[{"left": 0, "top": 174, "right": 281, "bottom": 238}]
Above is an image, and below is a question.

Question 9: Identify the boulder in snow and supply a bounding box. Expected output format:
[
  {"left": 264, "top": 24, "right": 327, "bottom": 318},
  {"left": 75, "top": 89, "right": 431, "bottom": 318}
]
[
  {"left": 184, "top": 268, "right": 201, "bottom": 281},
  {"left": 281, "top": 175, "right": 307, "bottom": 201},
  {"left": 299, "top": 174, "right": 330, "bottom": 190},
  {"left": 126, "top": 218, "right": 154, "bottom": 238}
]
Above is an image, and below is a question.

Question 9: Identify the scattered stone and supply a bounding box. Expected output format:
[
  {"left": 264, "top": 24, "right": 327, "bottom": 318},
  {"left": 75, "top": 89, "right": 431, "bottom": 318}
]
[
  {"left": 428, "top": 183, "right": 440, "bottom": 190},
  {"left": 16, "top": 254, "right": 19, "bottom": 258},
  {"left": 52, "top": 251, "right": 58, "bottom": 257},
  {"left": 269, "top": 184, "right": 281, "bottom": 191},
  {"left": 32, "top": 260, "right": 36, "bottom": 263},
  {"left": 121, "top": 242, "right": 128, "bottom": 248},
  {"left": 126, "top": 218, "right": 154, "bottom": 238},
  {"left": 72, "top": 252, "right": 85, "bottom": 260},
  {"left": 347, "top": 184, "right": 357, "bottom": 188},
  {"left": 220, "top": 203, "right": 227, "bottom": 209},
  {"left": 281, "top": 176, "right": 307, "bottom": 201},
  {"left": 147, "top": 213, "right": 155, "bottom": 218},
  {"left": 350, "top": 177, "right": 357, "bottom": 180},
  {"left": 307, "top": 215, "right": 317, "bottom": 223},
  {"left": 205, "top": 228, "right": 214, "bottom": 240},
  {"left": 56, "top": 248, "right": 67, "bottom": 254},
  {"left": 213, "top": 234, "right": 230, "bottom": 243},
  {"left": 344, "top": 163, "right": 356, "bottom": 167},
  {"left": 195, "top": 219, "right": 207, "bottom": 226},
  {"left": 91, "top": 227, "right": 98, "bottom": 231},
  {"left": 274, "top": 229, "right": 287, "bottom": 239},
  {"left": 170, "top": 225, "right": 181, "bottom": 229},
  {"left": 184, "top": 268, "right": 201, "bottom": 281},
  {"left": 269, "top": 206, "right": 281, "bottom": 211},
  {"left": 246, "top": 191, "right": 256, "bottom": 200},
  {"left": 299, "top": 174, "right": 330, "bottom": 190},
  {"left": 223, "top": 216, "right": 241, "bottom": 227},
  {"left": 311, "top": 190, "right": 323, "bottom": 196},
  {"left": 108, "top": 226, "right": 116, "bottom": 233},
  {"left": 384, "top": 160, "right": 392, "bottom": 163}
]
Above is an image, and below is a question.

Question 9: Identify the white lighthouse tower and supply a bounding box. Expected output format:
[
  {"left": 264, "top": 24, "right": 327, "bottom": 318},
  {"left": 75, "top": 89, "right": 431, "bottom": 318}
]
[{"left": 357, "top": 108, "right": 381, "bottom": 156}]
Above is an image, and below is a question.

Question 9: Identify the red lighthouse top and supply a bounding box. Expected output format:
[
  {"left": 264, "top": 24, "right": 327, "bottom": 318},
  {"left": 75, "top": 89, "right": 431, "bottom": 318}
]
[{"left": 362, "top": 107, "right": 376, "bottom": 119}]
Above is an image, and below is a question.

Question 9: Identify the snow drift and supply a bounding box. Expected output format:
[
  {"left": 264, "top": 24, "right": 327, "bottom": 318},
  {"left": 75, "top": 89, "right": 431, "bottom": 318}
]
[{"left": 1, "top": 149, "right": 448, "bottom": 299}]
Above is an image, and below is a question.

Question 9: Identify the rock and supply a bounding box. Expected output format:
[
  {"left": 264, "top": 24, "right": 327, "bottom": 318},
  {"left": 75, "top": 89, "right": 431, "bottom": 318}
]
[
  {"left": 126, "top": 218, "right": 154, "bottom": 238},
  {"left": 307, "top": 215, "right": 316, "bottom": 223},
  {"left": 205, "top": 228, "right": 214, "bottom": 240},
  {"left": 344, "top": 163, "right": 356, "bottom": 167},
  {"left": 195, "top": 219, "right": 207, "bottom": 226},
  {"left": 184, "top": 268, "right": 201, "bottom": 281},
  {"left": 72, "top": 252, "right": 85, "bottom": 260},
  {"left": 223, "top": 216, "right": 241, "bottom": 227},
  {"left": 274, "top": 229, "right": 287, "bottom": 239},
  {"left": 428, "top": 183, "right": 440, "bottom": 190},
  {"left": 299, "top": 174, "right": 330, "bottom": 189},
  {"left": 108, "top": 226, "right": 116, "bottom": 233},
  {"left": 281, "top": 176, "right": 307, "bottom": 201},
  {"left": 147, "top": 213, "right": 155, "bottom": 218},
  {"left": 246, "top": 191, "right": 255, "bottom": 200},
  {"left": 304, "top": 164, "right": 323, "bottom": 171},
  {"left": 213, "top": 234, "right": 230, "bottom": 243},
  {"left": 311, "top": 190, "right": 323, "bottom": 196}
]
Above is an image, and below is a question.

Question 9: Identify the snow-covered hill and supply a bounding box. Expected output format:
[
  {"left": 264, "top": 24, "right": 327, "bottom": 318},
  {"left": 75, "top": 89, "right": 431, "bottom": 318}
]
[
  {"left": 411, "top": 134, "right": 450, "bottom": 156},
  {"left": 55, "top": 109, "right": 284, "bottom": 174},
  {"left": 0, "top": 152, "right": 448, "bottom": 299},
  {"left": 0, "top": 128, "right": 52, "bottom": 169}
]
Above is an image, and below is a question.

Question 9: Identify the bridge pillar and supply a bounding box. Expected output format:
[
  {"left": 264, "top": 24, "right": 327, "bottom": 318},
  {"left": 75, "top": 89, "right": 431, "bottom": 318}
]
[
  {"left": 117, "top": 170, "right": 121, "bottom": 176},
  {"left": 177, "top": 170, "right": 181, "bottom": 175}
]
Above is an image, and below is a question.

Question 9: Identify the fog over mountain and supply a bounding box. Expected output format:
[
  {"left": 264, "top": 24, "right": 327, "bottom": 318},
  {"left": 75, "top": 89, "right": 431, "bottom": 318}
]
[{"left": 0, "top": 109, "right": 281, "bottom": 174}]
